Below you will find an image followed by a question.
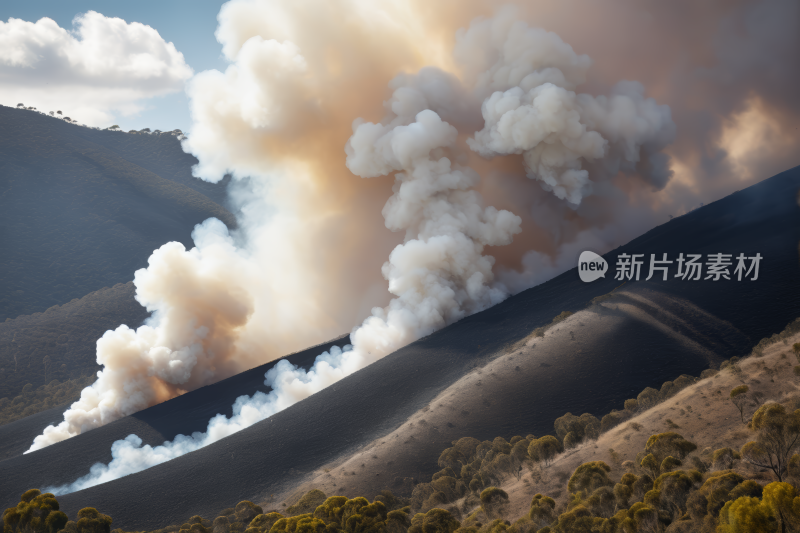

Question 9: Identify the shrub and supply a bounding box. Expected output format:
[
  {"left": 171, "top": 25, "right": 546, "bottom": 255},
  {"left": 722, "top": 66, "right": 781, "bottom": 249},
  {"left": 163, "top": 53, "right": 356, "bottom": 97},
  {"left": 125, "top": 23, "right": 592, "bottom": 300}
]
[{"left": 285, "top": 491, "right": 323, "bottom": 517}]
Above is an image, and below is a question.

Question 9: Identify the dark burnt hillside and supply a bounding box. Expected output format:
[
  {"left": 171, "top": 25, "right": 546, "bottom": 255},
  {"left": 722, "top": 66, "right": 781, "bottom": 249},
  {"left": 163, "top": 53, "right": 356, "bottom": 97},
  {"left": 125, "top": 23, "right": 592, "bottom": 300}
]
[
  {"left": 1, "top": 167, "right": 797, "bottom": 529},
  {"left": 0, "top": 105, "right": 234, "bottom": 321}
]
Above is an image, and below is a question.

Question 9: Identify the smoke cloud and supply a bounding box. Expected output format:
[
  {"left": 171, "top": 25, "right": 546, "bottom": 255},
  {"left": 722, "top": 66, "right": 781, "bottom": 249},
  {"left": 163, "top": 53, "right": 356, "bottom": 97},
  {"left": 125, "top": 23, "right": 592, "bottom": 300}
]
[{"left": 30, "top": 0, "right": 799, "bottom": 488}]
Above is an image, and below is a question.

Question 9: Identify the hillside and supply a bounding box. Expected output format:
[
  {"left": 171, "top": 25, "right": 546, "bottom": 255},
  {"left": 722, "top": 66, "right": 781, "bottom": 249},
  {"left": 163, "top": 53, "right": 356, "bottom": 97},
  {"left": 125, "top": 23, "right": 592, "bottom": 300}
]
[
  {"left": 0, "top": 166, "right": 796, "bottom": 529},
  {"left": 0, "top": 281, "right": 148, "bottom": 407},
  {"left": 0, "top": 105, "right": 235, "bottom": 321}
]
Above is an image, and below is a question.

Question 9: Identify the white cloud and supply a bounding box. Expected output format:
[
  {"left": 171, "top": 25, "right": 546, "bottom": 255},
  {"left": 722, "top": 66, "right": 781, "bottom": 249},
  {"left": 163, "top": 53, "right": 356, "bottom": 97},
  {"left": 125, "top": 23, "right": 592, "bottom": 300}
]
[{"left": 0, "top": 11, "right": 193, "bottom": 126}]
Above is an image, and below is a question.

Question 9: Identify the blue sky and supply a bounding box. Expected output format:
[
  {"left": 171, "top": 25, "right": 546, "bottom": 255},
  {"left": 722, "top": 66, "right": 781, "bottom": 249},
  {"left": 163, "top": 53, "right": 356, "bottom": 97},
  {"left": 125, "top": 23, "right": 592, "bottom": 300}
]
[{"left": 1, "top": 1, "right": 230, "bottom": 132}]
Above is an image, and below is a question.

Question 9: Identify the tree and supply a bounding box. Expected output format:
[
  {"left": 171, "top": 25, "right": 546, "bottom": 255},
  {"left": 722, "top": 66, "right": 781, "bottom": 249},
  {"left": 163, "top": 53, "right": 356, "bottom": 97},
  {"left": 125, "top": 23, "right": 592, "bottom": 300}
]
[
  {"left": 653, "top": 470, "right": 701, "bottom": 519},
  {"left": 624, "top": 398, "right": 639, "bottom": 413},
  {"left": 528, "top": 436, "right": 563, "bottom": 467},
  {"left": 235, "top": 501, "right": 263, "bottom": 523},
  {"left": 527, "top": 494, "right": 556, "bottom": 529},
  {"left": 731, "top": 385, "right": 750, "bottom": 423},
  {"left": 57, "top": 110, "right": 62, "bottom": 115},
  {"left": 76, "top": 508, "right": 112, "bottom": 533},
  {"left": 285, "top": 491, "right": 322, "bottom": 516},
  {"left": 712, "top": 447, "right": 741, "bottom": 471},
  {"left": 479, "top": 487, "right": 509, "bottom": 519},
  {"left": 16, "top": 103, "right": 23, "bottom": 107},
  {"left": 438, "top": 447, "right": 466, "bottom": 471},
  {"left": 108, "top": 125, "right": 120, "bottom": 131},
  {"left": 43, "top": 356, "right": 51, "bottom": 385},
  {"left": 341, "top": 499, "right": 387, "bottom": 533},
  {"left": 268, "top": 514, "right": 326, "bottom": 533},
  {"left": 644, "top": 432, "right": 697, "bottom": 462},
  {"left": 717, "top": 496, "right": 777, "bottom": 533},
  {"left": 637, "top": 387, "right": 661, "bottom": 410},
  {"left": 741, "top": 403, "right": 800, "bottom": 481},
  {"left": 408, "top": 508, "right": 459, "bottom": 533},
  {"left": 762, "top": 481, "right": 800, "bottom": 533},
  {"left": 567, "top": 461, "right": 613, "bottom": 496},
  {"left": 660, "top": 456, "right": 682, "bottom": 474},
  {"left": 314, "top": 497, "right": 348, "bottom": 524},
  {"left": 554, "top": 413, "right": 600, "bottom": 448},
  {"left": 212, "top": 516, "right": 231, "bottom": 533},
  {"left": 640, "top": 454, "right": 660, "bottom": 479},
  {"left": 1, "top": 489, "right": 68, "bottom": 533}
]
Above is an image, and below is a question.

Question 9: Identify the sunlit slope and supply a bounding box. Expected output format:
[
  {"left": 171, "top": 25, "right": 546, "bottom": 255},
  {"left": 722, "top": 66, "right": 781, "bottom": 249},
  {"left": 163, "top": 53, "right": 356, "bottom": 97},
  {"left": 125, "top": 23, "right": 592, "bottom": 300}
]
[
  {"left": 0, "top": 106, "right": 234, "bottom": 321},
  {"left": 0, "top": 166, "right": 797, "bottom": 528}
]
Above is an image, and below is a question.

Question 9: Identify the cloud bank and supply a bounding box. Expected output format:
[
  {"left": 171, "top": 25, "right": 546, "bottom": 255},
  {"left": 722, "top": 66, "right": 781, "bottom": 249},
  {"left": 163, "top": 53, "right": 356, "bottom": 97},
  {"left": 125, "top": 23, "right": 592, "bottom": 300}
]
[{"left": 0, "top": 11, "right": 192, "bottom": 125}]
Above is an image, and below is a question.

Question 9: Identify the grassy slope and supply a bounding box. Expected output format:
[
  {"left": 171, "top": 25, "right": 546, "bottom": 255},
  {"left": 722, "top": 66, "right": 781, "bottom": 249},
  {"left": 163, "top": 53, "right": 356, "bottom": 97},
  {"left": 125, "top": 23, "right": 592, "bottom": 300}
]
[
  {"left": 473, "top": 323, "right": 800, "bottom": 529},
  {"left": 0, "top": 105, "right": 234, "bottom": 321}
]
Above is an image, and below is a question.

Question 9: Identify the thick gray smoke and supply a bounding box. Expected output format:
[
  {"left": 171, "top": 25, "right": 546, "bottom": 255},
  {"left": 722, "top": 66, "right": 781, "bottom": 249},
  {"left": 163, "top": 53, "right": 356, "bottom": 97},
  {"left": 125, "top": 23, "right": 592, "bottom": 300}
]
[{"left": 32, "top": 4, "right": 679, "bottom": 489}]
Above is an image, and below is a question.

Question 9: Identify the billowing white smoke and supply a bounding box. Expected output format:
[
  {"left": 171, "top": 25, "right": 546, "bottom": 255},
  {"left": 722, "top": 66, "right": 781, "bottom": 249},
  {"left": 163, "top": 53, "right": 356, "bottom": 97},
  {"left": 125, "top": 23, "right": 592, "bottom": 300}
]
[
  {"left": 44, "top": 70, "right": 522, "bottom": 494},
  {"left": 343, "top": 79, "right": 522, "bottom": 360},
  {"left": 458, "top": 9, "right": 676, "bottom": 206},
  {"left": 46, "top": 344, "right": 352, "bottom": 494},
  {"left": 28, "top": 219, "right": 256, "bottom": 452},
  {"left": 32, "top": 5, "right": 676, "bottom": 490}
]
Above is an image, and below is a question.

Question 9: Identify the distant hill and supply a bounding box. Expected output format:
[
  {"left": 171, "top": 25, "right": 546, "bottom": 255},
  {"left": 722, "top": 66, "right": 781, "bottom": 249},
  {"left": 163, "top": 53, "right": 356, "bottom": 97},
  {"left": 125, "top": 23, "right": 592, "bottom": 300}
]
[
  {"left": 0, "top": 105, "right": 234, "bottom": 321},
  {"left": 0, "top": 282, "right": 148, "bottom": 401}
]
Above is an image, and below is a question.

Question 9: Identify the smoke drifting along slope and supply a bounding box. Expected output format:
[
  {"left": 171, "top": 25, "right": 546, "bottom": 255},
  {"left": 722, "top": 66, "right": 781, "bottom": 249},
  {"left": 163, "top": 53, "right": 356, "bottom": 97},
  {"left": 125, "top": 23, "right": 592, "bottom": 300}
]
[
  {"left": 27, "top": 0, "right": 799, "bottom": 477},
  {"left": 29, "top": 5, "right": 679, "bottom": 489}
]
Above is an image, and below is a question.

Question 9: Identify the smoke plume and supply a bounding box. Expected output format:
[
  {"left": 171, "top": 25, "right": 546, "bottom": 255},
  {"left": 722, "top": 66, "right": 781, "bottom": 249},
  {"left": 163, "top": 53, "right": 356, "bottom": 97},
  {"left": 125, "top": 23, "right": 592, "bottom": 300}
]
[{"left": 29, "top": 0, "right": 799, "bottom": 487}]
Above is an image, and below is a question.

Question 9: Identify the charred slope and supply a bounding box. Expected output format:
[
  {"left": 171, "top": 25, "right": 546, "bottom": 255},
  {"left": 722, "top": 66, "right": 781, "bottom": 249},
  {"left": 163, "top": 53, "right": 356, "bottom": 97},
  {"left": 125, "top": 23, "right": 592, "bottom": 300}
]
[
  {"left": 0, "top": 105, "right": 234, "bottom": 321},
  {"left": 0, "top": 166, "right": 798, "bottom": 528}
]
